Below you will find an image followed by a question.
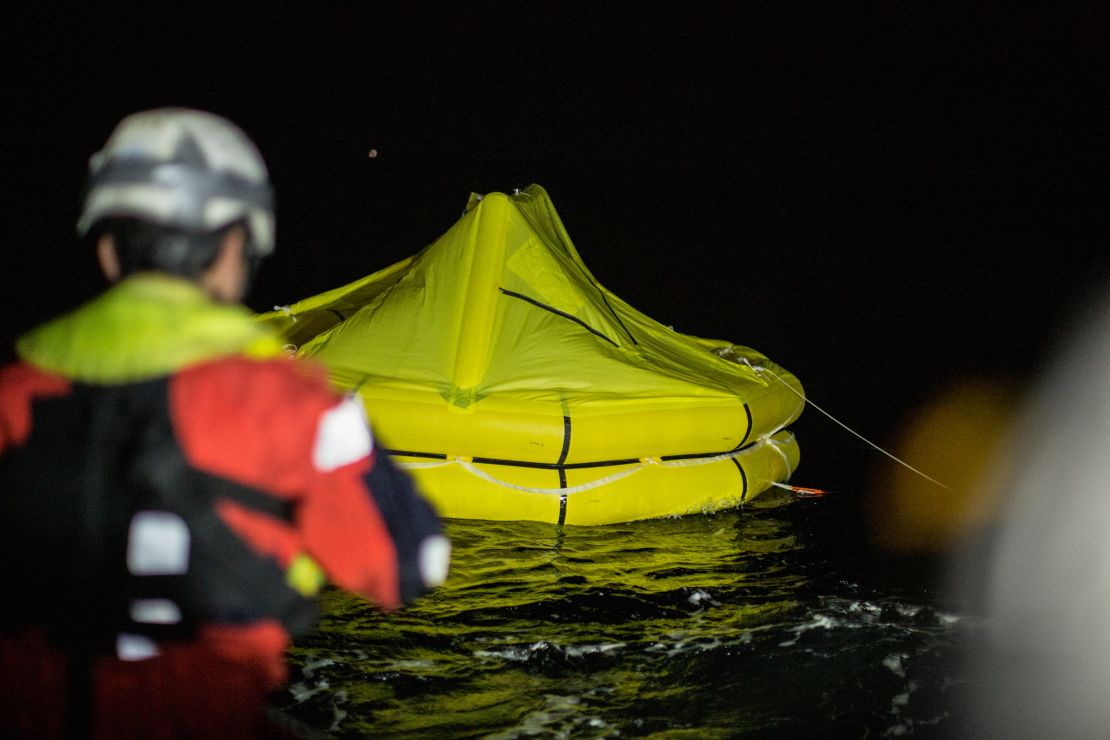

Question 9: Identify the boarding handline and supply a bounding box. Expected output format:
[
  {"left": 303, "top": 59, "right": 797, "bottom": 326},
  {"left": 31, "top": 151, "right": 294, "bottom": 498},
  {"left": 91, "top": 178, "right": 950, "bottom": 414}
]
[
  {"left": 393, "top": 430, "right": 797, "bottom": 497},
  {"left": 732, "top": 353, "right": 951, "bottom": 490}
]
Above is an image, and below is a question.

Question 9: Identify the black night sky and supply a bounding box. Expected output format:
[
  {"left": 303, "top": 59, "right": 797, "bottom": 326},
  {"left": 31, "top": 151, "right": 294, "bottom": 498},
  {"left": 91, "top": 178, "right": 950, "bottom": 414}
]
[{"left": 6, "top": 4, "right": 1109, "bottom": 495}]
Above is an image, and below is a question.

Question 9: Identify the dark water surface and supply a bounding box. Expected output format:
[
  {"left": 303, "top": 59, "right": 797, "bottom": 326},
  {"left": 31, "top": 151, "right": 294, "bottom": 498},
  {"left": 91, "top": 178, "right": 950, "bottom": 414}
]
[{"left": 273, "top": 488, "right": 968, "bottom": 738}]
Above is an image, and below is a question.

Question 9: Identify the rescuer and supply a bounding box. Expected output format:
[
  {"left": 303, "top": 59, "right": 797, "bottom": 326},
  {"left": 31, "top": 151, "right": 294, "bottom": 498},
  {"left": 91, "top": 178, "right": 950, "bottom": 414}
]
[{"left": 0, "top": 108, "right": 449, "bottom": 738}]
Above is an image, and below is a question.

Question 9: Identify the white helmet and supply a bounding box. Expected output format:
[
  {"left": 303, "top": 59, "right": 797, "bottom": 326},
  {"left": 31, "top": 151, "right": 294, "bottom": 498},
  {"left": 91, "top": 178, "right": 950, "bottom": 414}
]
[{"left": 77, "top": 108, "right": 275, "bottom": 255}]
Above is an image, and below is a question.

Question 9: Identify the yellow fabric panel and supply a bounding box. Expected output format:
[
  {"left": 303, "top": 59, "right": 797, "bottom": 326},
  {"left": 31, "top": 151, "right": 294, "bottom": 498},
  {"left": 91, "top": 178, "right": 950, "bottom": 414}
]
[
  {"left": 563, "top": 462, "right": 742, "bottom": 526},
  {"left": 257, "top": 257, "right": 416, "bottom": 349},
  {"left": 393, "top": 457, "right": 565, "bottom": 522},
  {"left": 365, "top": 392, "right": 567, "bottom": 464}
]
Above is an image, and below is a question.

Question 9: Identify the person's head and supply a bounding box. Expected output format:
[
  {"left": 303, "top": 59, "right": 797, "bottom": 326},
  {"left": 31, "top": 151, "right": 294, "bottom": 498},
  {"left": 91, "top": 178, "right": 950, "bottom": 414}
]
[{"left": 77, "top": 108, "right": 275, "bottom": 303}]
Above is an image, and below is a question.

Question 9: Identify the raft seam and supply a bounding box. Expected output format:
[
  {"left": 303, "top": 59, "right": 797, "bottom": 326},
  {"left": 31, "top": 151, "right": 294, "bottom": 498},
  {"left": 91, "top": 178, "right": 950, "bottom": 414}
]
[
  {"left": 389, "top": 439, "right": 789, "bottom": 497},
  {"left": 595, "top": 290, "right": 638, "bottom": 346},
  {"left": 498, "top": 288, "right": 619, "bottom": 347},
  {"left": 383, "top": 439, "right": 766, "bottom": 470}
]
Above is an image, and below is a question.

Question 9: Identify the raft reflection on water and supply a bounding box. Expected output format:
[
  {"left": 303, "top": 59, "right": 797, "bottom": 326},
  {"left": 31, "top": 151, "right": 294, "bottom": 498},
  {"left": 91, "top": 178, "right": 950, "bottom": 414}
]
[{"left": 275, "top": 490, "right": 958, "bottom": 737}]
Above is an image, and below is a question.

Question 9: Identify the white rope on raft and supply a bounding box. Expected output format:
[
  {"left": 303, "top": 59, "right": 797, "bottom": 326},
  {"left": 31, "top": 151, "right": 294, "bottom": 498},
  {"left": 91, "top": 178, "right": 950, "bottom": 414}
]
[
  {"left": 395, "top": 433, "right": 797, "bottom": 497},
  {"left": 729, "top": 356, "right": 952, "bottom": 491}
]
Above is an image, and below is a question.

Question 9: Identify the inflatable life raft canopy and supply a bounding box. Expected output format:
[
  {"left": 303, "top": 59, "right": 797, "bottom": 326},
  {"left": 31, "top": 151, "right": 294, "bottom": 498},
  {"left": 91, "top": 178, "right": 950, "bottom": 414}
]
[{"left": 258, "top": 185, "right": 804, "bottom": 525}]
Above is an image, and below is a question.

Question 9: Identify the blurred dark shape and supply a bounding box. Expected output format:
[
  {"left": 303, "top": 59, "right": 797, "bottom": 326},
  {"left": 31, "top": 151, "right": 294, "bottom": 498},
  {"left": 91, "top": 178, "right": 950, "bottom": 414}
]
[
  {"left": 867, "top": 377, "right": 1017, "bottom": 554},
  {"left": 948, "top": 279, "right": 1110, "bottom": 738}
]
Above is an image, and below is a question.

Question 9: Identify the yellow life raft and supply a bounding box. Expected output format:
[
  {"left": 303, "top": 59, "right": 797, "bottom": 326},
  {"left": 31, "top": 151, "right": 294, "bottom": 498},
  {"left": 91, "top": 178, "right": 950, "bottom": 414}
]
[{"left": 258, "top": 185, "right": 804, "bottom": 525}]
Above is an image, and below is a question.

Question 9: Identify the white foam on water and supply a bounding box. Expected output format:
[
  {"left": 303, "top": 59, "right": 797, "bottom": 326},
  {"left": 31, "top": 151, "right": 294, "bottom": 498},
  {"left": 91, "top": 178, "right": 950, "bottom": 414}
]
[
  {"left": 883, "top": 653, "right": 907, "bottom": 678},
  {"left": 894, "top": 603, "right": 922, "bottom": 618},
  {"left": 288, "top": 680, "right": 330, "bottom": 703},
  {"left": 778, "top": 613, "right": 838, "bottom": 646},
  {"left": 474, "top": 642, "right": 546, "bottom": 662},
  {"left": 386, "top": 658, "right": 437, "bottom": 671},
  {"left": 565, "top": 642, "right": 625, "bottom": 658},
  {"left": 486, "top": 693, "right": 607, "bottom": 740},
  {"left": 687, "top": 588, "right": 716, "bottom": 606},
  {"left": 299, "top": 657, "right": 336, "bottom": 678},
  {"left": 474, "top": 640, "right": 625, "bottom": 663}
]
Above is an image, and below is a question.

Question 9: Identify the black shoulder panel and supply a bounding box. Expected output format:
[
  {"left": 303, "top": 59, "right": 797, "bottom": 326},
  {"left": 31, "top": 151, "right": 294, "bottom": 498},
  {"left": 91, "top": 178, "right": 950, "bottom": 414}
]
[{"left": 0, "top": 379, "right": 317, "bottom": 649}]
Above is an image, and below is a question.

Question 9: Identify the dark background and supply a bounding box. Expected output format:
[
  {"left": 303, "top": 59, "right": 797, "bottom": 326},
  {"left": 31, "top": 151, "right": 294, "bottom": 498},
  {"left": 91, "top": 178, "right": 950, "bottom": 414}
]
[{"left": 5, "top": 4, "right": 1108, "bottom": 499}]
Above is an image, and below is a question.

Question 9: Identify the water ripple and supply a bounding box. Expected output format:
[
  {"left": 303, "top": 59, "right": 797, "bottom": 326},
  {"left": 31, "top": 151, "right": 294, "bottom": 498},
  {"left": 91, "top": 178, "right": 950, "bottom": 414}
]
[{"left": 275, "top": 500, "right": 963, "bottom": 737}]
